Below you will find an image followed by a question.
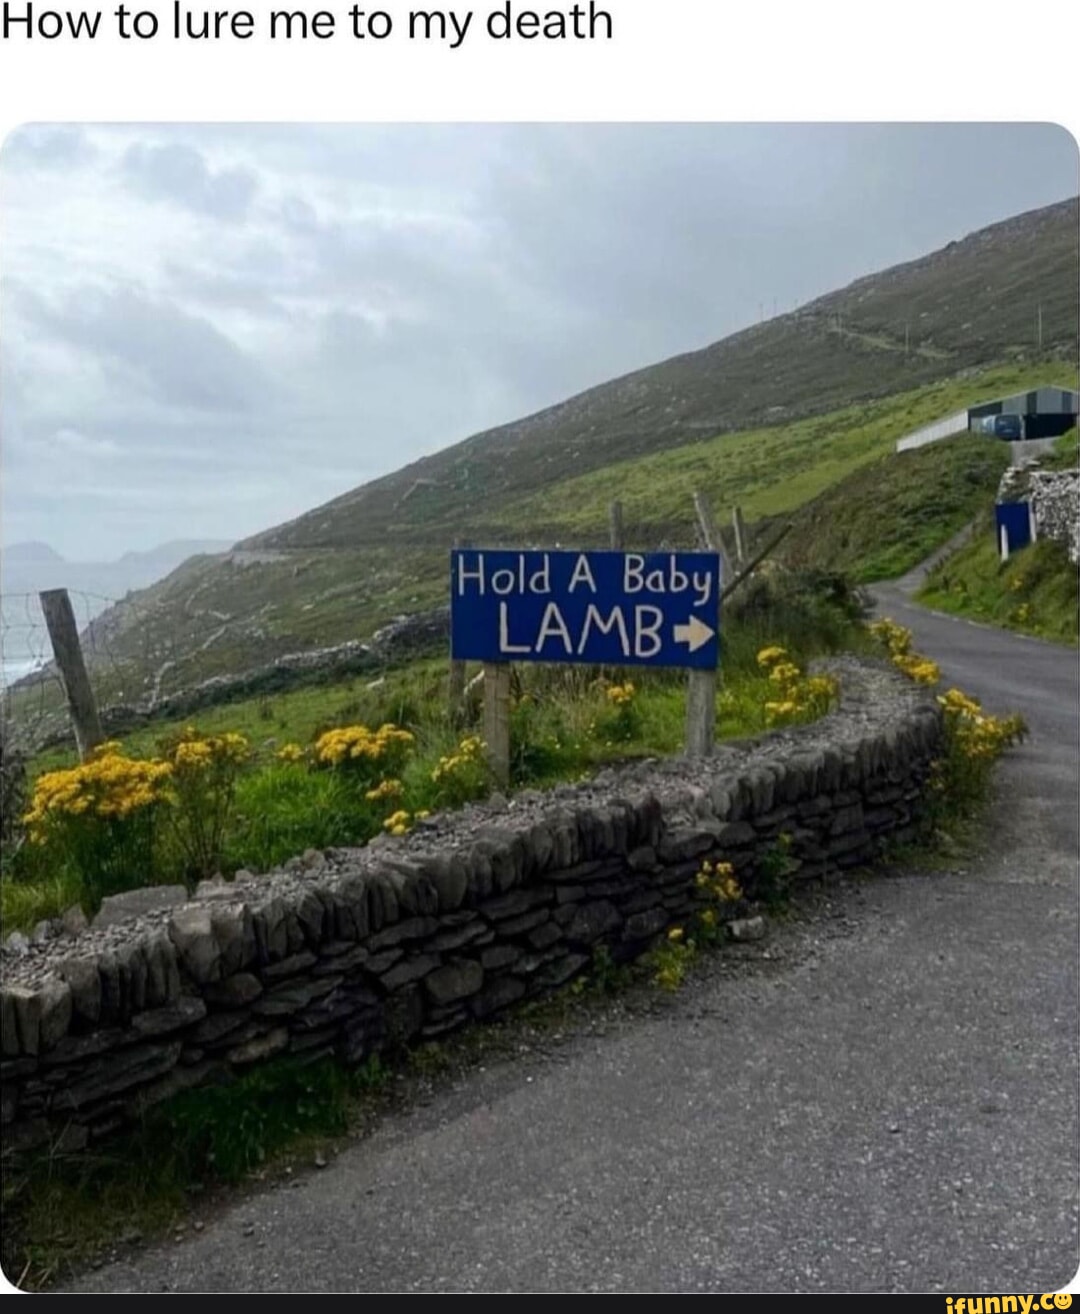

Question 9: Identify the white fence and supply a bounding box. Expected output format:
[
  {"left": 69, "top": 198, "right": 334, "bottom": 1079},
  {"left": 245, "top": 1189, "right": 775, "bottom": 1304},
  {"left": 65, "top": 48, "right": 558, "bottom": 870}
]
[{"left": 895, "top": 409, "right": 970, "bottom": 453}]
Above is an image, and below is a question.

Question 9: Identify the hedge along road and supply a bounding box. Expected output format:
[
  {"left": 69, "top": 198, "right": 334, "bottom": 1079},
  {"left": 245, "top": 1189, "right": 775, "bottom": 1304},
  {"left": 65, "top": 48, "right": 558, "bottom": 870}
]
[{"left": 69, "top": 587, "right": 1079, "bottom": 1295}]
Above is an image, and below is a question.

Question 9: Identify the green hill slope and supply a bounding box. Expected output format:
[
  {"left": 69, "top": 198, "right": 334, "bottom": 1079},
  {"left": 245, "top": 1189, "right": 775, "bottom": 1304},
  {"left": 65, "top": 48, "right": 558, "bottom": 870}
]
[
  {"left": 49, "top": 362, "right": 1071, "bottom": 705},
  {"left": 247, "top": 198, "right": 1078, "bottom": 551}
]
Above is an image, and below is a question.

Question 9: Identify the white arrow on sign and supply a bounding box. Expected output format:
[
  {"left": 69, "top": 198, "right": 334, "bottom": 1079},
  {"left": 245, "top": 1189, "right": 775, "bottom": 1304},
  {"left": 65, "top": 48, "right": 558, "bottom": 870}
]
[{"left": 673, "top": 615, "right": 715, "bottom": 653}]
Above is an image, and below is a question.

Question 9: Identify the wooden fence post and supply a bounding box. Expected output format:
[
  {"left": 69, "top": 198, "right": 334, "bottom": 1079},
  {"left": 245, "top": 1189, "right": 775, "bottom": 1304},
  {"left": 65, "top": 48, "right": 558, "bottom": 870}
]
[
  {"left": 693, "top": 490, "right": 730, "bottom": 583},
  {"left": 721, "top": 522, "right": 793, "bottom": 603},
  {"left": 448, "top": 539, "right": 471, "bottom": 724},
  {"left": 731, "top": 505, "right": 747, "bottom": 566},
  {"left": 482, "top": 662, "right": 512, "bottom": 788},
  {"left": 686, "top": 491, "right": 723, "bottom": 757},
  {"left": 39, "top": 588, "right": 104, "bottom": 761}
]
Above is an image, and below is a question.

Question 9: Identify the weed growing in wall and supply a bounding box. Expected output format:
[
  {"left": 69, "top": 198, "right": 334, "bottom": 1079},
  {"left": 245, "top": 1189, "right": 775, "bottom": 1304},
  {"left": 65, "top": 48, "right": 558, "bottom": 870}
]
[{"left": 646, "top": 925, "right": 698, "bottom": 992}]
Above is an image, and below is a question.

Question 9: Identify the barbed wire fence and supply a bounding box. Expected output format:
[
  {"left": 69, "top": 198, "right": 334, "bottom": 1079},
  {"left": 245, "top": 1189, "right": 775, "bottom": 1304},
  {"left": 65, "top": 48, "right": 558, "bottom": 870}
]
[{"left": 0, "top": 587, "right": 238, "bottom": 754}]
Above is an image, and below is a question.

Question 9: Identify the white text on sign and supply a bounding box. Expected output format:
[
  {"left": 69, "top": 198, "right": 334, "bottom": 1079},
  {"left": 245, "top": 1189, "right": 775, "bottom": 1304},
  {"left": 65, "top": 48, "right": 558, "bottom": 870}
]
[{"left": 455, "top": 552, "right": 715, "bottom": 608}]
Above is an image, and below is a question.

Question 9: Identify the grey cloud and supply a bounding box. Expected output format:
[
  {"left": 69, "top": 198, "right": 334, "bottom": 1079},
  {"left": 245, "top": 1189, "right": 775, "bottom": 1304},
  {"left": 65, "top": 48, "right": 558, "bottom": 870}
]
[
  {"left": 1, "top": 124, "right": 96, "bottom": 171},
  {"left": 2, "top": 123, "right": 1077, "bottom": 561},
  {"left": 162, "top": 259, "right": 292, "bottom": 319},
  {"left": 13, "top": 281, "right": 270, "bottom": 414},
  {"left": 121, "top": 142, "right": 258, "bottom": 221}
]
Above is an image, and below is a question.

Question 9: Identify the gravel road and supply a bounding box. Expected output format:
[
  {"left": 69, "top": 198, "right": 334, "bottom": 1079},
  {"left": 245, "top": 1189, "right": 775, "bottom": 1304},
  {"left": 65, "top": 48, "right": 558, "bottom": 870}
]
[{"left": 66, "top": 587, "right": 1079, "bottom": 1294}]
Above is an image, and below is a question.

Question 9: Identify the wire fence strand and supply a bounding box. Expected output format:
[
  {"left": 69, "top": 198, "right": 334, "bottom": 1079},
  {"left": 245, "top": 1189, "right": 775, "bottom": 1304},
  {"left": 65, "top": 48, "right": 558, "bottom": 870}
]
[{"left": 0, "top": 587, "right": 236, "bottom": 752}]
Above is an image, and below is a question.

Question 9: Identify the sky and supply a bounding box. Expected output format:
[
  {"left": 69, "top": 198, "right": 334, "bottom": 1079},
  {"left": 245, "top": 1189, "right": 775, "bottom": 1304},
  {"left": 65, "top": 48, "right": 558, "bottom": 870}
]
[{"left": 1, "top": 121, "right": 1077, "bottom": 562}]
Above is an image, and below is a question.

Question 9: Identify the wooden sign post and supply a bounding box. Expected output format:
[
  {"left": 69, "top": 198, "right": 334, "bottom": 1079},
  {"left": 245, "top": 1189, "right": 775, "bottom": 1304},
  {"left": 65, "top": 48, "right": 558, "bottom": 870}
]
[
  {"left": 687, "top": 491, "right": 725, "bottom": 758},
  {"left": 482, "top": 662, "right": 512, "bottom": 788}
]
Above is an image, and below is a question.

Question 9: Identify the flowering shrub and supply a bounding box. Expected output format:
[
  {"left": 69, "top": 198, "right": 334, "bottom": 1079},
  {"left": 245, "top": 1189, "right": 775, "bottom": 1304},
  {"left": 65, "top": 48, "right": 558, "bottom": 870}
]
[
  {"left": 431, "top": 734, "right": 490, "bottom": 806},
  {"left": 756, "top": 646, "right": 839, "bottom": 726},
  {"left": 275, "top": 742, "right": 306, "bottom": 764},
  {"left": 594, "top": 678, "right": 641, "bottom": 744},
  {"left": 647, "top": 924, "right": 698, "bottom": 992},
  {"left": 160, "top": 727, "right": 251, "bottom": 881},
  {"left": 606, "top": 680, "right": 636, "bottom": 707},
  {"left": 383, "top": 809, "right": 413, "bottom": 836},
  {"left": 312, "top": 723, "right": 415, "bottom": 787},
  {"left": 694, "top": 857, "right": 744, "bottom": 942},
  {"left": 695, "top": 858, "right": 743, "bottom": 905},
  {"left": 365, "top": 777, "right": 404, "bottom": 803},
  {"left": 22, "top": 742, "right": 173, "bottom": 902},
  {"left": 929, "top": 688, "right": 1026, "bottom": 814},
  {"left": 867, "top": 618, "right": 940, "bottom": 685},
  {"left": 756, "top": 645, "right": 788, "bottom": 668},
  {"left": 870, "top": 618, "right": 1026, "bottom": 823}
]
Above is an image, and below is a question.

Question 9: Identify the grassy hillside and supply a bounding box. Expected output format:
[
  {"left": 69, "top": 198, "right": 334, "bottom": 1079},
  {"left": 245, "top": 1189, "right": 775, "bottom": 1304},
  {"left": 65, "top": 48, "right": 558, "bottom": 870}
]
[
  {"left": 475, "top": 363, "right": 1041, "bottom": 547},
  {"left": 778, "top": 434, "right": 1012, "bottom": 582},
  {"left": 918, "top": 528, "right": 1078, "bottom": 645}
]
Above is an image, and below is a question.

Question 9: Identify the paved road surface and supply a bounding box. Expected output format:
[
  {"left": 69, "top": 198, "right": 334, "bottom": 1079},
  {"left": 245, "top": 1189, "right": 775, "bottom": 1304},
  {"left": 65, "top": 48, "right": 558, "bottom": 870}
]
[{"left": 70, "top": 588, "right": 1079, "bottom": 1294}]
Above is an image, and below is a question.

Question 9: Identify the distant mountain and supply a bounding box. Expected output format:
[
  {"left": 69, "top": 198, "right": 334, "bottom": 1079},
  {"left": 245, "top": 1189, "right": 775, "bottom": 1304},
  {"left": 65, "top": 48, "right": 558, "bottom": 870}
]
[
  {"left": 2, "top": 542, "right": 64, "bottom": 565},
  {"left": 0, "top": 539, "right": 233, "bottom": 682},
  {"left": 1, "top": 539, "right": 233, "bottom": 602}
]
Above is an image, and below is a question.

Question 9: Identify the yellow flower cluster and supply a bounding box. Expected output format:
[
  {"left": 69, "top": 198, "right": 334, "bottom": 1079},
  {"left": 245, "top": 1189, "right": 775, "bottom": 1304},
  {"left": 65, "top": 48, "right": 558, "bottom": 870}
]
[
  {"left": 383, "top": 809, "right": 413, "bottom": 836},
  {"left": 365, "top": 777, "right": 404, "bottom": 802},
  {"left": 892, "top": 653, "right": 941, "bottom": 685},
  {"left": 768, "top": 661, "right": 801, "bottom": 686},
  {"left": 168, "top": 727, "right": 251, "bottom": 772},
  {"left": 313, "top": 723, "right": 414, "bottom": 769},
  {"left": 937, "top": 688, "right": 1026, "bottom": 762},
  {"left": 867, "top": 618, "right": 912, "bottom": 656},
  {"left": 868, "top": 617, "right": 940, "bottom": 685},
  {"left": 758, "top": 648, "right": 838, "bottom": 726},
  {"left": 276, "top": 742, "right": 306, "bottom": 763},
  {"left": 24, "top": 743, "right": 173, "bottom": 840},
  {"left": 695, "top": 858, "right": 743, "bottom": 903},
  {"left": 605, "top": 681, "right": 636, "bottom": 707},
  {"left": 649, "top": 925, "right": 696, "bottom": 991},
  {"left": 431, "top": 734, "right": 485, "bottom": 784}
]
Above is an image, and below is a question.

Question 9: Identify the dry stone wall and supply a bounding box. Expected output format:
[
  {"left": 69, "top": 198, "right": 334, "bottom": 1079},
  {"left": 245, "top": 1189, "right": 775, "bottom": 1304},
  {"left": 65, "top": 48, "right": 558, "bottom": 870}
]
[
  {"left": 1029, "top": 470, "right": 1080, "bottom": 564},
  {"left": 997, "top": 464, "right": 1080, "bottom": 564},
  {"left": 25, "top": 609, "right": 452, "bottom": 753},
  {"left": 1, "top": 658, "right": 943, "bottom": 1155}
]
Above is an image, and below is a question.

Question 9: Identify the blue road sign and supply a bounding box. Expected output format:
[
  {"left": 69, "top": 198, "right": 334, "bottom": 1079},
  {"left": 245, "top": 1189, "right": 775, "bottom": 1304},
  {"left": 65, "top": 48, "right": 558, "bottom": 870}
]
[{"left": 450, "top": 549, "right": 721, "bottom": 669}]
